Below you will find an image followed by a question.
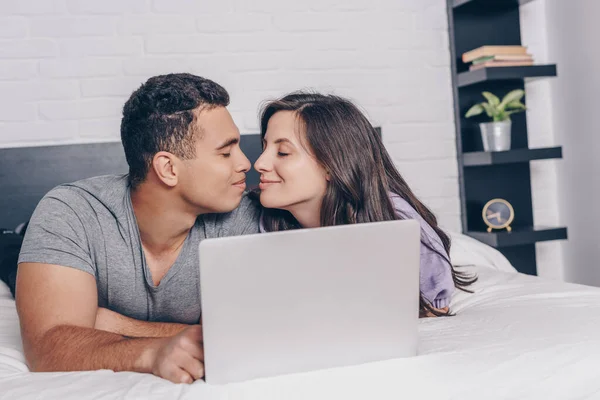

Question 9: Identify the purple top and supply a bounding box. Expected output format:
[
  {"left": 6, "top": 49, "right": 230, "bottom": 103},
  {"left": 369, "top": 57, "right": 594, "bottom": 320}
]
[
  {"left": 259, "top": 193, "right": 455, "bottom": 309},
  {"left": 389, "top": 193, "right": 454, "bottom": 309}
]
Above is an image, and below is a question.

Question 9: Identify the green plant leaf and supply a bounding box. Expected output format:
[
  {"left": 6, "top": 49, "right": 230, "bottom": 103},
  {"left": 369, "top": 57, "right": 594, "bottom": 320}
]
[
  {"left": 506, "top": 100, "right": 527, "bottom": 110},
  {"left": 482, "top": 91, "right": 500, "bottom": 107},
  {"left": 465, "top": 103, "right": 484, "bottom": 118},
  {"left": 481, "top": 102, "right": 494, "bottom": 118},
  {"left": 506, "top": 109, "right": 526, "bottom": 116},
  {"left": 494, "top": 110, "right": 508, "bottom": 122},
  {"left": 499, "top": 89, "right": 525, "bottom": 111}
]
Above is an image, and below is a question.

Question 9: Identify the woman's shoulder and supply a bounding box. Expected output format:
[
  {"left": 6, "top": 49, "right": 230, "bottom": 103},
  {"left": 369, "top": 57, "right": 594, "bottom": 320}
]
[
  {"left": 388, "top": 192, "right": 444, "bottom": 249},
  {"left": 388, "top": 192, "right": 421, "bottom": 220}
]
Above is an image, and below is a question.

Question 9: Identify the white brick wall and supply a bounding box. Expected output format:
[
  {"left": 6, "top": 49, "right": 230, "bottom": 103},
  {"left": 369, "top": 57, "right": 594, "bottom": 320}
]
[{"left": 0, "top": 0, "right": 461, "bottom": 232}]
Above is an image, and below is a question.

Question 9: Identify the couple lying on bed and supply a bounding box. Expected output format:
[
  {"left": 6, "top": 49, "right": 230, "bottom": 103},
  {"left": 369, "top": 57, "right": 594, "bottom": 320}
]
[{"left": 15, "top": 73, "right": 475, "bottom": 384}]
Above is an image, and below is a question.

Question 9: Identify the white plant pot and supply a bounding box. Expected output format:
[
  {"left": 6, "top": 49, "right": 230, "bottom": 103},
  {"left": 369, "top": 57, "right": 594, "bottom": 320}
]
[{"left": 479, "top": 121, "right": 511, "bottom": 152}]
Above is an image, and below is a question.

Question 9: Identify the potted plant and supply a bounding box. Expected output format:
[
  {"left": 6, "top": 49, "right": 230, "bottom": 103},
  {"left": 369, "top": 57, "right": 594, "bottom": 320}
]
[{"left": 465, "top": 89, "right": 527, "bottom": 152}]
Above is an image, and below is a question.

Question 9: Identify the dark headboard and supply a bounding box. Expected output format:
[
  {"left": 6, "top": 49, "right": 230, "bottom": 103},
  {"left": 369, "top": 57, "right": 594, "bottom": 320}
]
[
  {"left": 0, "top": 127, "right": 381, "bottom": 229},
  {"left": 0, "top": 134, "right": 265, "bottom": 229}
]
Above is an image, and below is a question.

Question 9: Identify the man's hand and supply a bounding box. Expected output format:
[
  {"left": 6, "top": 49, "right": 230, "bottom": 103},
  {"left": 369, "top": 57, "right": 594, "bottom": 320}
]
[
  {"left": 150, "top": 325, "right": 205, "bottom": 384},
  {"left": 95, "top": 307, "right": 189, "bottom": 338}
]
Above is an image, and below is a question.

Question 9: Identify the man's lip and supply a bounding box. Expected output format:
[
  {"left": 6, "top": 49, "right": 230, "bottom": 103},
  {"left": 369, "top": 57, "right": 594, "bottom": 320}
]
[{"left": 232, "top": 179, "right": 246, "bottom": 185}]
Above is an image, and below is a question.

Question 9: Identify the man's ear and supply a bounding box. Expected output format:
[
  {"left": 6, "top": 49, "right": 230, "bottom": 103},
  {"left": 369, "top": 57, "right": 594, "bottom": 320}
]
[{"left": 152, "top": 151, "right": 179, "bottom": 187}]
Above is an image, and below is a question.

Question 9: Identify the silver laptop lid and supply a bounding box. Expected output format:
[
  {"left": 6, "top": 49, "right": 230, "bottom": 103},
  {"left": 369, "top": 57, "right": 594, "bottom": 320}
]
[{"left": 199, "top": 219, "right": 420, "bottom": 384}]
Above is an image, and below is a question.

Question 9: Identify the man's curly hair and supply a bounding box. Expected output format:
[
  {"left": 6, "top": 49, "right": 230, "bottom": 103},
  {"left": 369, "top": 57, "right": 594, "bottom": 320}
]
[{"left": 120, "top": 73, "right": 230, "bottom": 188}]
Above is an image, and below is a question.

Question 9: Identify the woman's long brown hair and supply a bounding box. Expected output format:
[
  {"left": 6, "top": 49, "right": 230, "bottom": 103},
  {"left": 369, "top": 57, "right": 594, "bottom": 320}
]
[{"left": 256, "top": 91, "right": 476, "bottom": 317}]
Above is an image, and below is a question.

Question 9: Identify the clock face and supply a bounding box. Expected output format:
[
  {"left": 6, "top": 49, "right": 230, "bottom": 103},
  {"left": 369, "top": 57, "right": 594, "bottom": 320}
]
[{"left": 483, "top": 199, "right": 514, "bottom": 228}]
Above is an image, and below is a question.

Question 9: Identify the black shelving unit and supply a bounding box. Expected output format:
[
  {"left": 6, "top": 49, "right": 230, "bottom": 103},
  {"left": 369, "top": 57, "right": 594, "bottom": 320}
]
[
  {"left": 453, "top": 0, "right": 536, "bottom": 10},
  {"left": 463, "top": 146, "right": 562, "bottom": 166},
  {"left": 446, "top": 0, "right": 567, "bottom": 275},
  {"left": 466, "top": 227, "right": 567, "bottom": 248},
  {"left": 457, "top": 64, "right": 557, "bottom": 87}
]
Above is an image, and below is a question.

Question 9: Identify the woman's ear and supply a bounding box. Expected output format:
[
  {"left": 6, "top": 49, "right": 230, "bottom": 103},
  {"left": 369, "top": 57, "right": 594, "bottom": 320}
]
[{"left": 152, "top": 151, "right": 179, "bottom": 187}]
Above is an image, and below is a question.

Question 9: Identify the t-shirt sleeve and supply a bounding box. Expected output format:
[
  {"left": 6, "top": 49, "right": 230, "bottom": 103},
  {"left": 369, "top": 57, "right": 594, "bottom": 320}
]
[
  {"left": 390, "top": 194, "right": 455, "bottom": 309},
  {"left": 18, "top": 190, "right": 95, "bottom": 277},
  {"left": 203, "top": 193, "right": 261, "bottom": 238}
]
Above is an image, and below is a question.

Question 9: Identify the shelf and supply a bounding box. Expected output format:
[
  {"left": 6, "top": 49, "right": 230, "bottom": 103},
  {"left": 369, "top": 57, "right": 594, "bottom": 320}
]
[
  {"left": 453, "top": 0, "right": 535, "bottom": 9},
  {"left": 457, "top": 65, "right": 557, "bottom": 88},
  {"left": 465, "top": 226, "right": 567, "bottom": 248},
  {"left": 448, "top": 0, "right": 567, "bottom": 276},
  {"left": 463, "top": 146, "right": 562, "bottom": 166}
]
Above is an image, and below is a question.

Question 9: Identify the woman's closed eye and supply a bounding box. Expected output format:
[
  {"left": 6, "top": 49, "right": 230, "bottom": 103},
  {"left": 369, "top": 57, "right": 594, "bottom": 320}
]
[{"left": 278, "top": 152, "right": 290, "bottom": 157}]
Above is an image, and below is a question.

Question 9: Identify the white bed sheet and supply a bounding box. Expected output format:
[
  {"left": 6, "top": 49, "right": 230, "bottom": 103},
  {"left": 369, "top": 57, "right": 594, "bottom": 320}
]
[{"left": 1, "top": 234, "right": 600, "bottom": 400}]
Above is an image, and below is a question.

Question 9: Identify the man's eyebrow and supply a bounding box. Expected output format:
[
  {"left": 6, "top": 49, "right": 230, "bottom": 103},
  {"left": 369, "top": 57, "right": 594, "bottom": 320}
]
[{"left": 215, "top": 138, "right": 239, "bottom": 150}]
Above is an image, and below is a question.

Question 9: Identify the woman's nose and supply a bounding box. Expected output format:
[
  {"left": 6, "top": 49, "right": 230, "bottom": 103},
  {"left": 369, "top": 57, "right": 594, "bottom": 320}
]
[{"left": 254, "top": 151, "right": 271, "bottom": 173}]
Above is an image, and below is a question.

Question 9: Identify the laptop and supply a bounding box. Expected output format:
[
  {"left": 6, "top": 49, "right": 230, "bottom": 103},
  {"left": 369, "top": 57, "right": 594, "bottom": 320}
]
[{"left": 199, "top": 219, "right": 421, "bottom": 384}]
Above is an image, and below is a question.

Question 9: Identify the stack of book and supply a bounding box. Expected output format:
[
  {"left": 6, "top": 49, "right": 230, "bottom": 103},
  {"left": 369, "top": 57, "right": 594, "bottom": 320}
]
[{"left": 462, "top": 46, "right": 533, "bottom": 71}]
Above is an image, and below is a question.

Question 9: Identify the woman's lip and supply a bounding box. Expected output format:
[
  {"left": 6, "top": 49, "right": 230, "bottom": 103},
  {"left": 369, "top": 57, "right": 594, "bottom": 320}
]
[{"left": 259, "top": 181, "right": 278, "bottom": 190}]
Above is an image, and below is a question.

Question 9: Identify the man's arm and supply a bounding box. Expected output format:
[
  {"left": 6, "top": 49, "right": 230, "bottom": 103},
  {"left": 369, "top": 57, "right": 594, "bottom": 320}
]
[
  {"left": 95, "top": 307, "right": 189, "bottom": 338},
  {"left": 16, "top": 263, "right": 204, "bottom": 383}
]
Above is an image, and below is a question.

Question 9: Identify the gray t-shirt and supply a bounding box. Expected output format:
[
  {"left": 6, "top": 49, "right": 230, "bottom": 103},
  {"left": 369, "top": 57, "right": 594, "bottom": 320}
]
[{"left": 18, "top": 174, "right": 260, "bottom": 324}]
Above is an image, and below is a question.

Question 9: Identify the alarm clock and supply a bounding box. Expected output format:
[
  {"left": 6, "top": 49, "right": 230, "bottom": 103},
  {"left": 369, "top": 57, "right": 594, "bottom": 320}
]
[{"left": 482, "top": 198, "right": 514, "bottom": 233}]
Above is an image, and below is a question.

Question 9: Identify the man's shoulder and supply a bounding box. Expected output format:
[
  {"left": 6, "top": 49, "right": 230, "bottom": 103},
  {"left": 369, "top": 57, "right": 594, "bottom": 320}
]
[
  {"left": 19, "top": 175, "right": 130, "bottom": 278},
  {"left": 52, "top": 174, "right": 128, "bottom": 197},
  {"left": 43, "top": 174, "right": 129, "bottom": 210},
  {"left": 26, "top": 174, "right": 130, "bottom": 235}
]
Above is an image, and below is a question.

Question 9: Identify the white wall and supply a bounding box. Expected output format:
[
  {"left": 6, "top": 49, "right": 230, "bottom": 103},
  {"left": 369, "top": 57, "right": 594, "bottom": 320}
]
[
  {"left": 520, "top": 0, "right": 565, "bottom": 280},
  {"left": 0, "top": 0, "right": 462, "bottom": 232},
  {"left": 527, "top": 0, "right": 600, "bottom": 286}
]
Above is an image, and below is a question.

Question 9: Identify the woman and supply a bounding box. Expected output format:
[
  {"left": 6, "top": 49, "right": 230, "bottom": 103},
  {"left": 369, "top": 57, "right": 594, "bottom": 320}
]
[{"left": 253, "top": 92, "right": 476, "bottom": 317}]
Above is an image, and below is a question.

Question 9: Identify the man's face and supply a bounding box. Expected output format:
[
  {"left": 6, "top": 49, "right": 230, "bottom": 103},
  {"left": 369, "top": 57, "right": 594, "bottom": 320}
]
[{"left": 177, "top": 106, "right": 250, "bottom": 214}]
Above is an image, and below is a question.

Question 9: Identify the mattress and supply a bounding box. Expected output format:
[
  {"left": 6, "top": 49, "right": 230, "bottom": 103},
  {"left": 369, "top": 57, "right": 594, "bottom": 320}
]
[{"left": 1, "top": 234, "right": 599, "bottom": 400}]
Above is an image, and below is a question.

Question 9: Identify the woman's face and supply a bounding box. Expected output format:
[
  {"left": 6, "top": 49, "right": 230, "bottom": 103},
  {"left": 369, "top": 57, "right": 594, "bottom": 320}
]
[{"left": 254, "top": 111, "right": 329, "bottom": 213}]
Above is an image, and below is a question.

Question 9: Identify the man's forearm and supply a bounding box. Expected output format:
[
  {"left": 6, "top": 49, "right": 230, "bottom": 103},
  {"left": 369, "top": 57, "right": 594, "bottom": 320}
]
[
  {"left": 31, "top": 325, "right": 163, "bottom": 373},
  {"left": 95, "top": 308, "right": 189, "bottom": 338}
]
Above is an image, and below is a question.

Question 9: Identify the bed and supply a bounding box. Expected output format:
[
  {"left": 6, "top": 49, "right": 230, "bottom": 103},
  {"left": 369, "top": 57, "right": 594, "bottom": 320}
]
[{"left": 1, "top": 142, "right": 600, "bottom": 400}]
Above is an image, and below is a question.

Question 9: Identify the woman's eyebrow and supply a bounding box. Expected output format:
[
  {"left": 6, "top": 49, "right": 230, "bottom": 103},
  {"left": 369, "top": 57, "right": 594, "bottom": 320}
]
[
  {"left": 274, "top": 138, "right": 293, "bottom": 145},
  {"left": 263, "top": 137, "right": 294, "bottom": 146}
]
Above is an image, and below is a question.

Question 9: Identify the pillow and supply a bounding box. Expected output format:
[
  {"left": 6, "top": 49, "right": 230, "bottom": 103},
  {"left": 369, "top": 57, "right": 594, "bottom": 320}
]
[
  {"left": 448, "top": 231, "right": 517, "bottom": 274},
  {"left": 0, "top": 280, "right": 11, "bottom": 300}
]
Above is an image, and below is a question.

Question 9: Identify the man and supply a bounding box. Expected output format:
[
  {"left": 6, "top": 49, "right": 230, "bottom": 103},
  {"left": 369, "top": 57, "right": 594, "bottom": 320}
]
[{"left": 16, "top": 73, "right": 260, "bottom": 384}]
